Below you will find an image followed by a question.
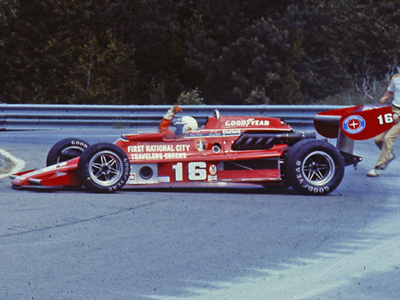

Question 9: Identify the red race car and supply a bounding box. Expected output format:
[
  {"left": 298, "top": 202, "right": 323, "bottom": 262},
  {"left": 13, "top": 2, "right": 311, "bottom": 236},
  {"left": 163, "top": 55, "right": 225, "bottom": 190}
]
[{"left": 10, "top": 105, "right": 395, "bottom": 195}]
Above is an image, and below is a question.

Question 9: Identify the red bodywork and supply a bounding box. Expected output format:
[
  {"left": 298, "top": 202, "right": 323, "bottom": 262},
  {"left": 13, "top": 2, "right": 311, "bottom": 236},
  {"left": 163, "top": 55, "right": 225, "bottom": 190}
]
[{"left": 11, "top": 114, "right": 293, "bottom": 188}]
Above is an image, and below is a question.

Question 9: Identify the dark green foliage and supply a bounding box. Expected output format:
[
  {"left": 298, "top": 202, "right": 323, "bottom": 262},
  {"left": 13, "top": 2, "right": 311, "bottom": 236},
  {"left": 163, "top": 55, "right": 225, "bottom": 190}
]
[
  {"left": 0, "top": 0, "right": 399, "bottom": 105},
  {"left": 0, "top": 0, "right": 137, "bottom": 104},
  {"left": 177, "top": 88, "right": 204, "bottom": 105}
]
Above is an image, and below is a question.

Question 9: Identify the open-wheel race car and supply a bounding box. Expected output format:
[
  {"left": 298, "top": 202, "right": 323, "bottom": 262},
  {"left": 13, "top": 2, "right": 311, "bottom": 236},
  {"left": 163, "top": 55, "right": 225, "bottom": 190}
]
[{"left": 10, "top": 104, "right": 396, "bottom": 195}]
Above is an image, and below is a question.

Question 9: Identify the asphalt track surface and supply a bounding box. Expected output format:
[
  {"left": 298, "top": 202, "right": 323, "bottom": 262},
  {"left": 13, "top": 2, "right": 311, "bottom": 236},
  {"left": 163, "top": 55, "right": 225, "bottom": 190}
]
[{"left": 1, "top": 129, "right": 400, "bottom": 300}]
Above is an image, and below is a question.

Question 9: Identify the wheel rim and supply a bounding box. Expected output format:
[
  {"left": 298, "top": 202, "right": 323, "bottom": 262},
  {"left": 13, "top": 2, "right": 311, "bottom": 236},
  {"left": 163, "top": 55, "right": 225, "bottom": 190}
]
[
  {"left": 88, "top": 150, "right": 124, "bottom": 187},
  {"left": 301, "top": 151, "right": 335, "bottom": 186},
  {"left": 58, "top": 145, "right": 85, "bottom": 163}
]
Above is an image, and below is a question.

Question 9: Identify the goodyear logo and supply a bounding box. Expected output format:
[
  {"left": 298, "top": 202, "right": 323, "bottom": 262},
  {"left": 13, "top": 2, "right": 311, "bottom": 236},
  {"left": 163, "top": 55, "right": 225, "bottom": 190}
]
[{"left": 225, "top": 118, "right": 270, "bottom": 127}]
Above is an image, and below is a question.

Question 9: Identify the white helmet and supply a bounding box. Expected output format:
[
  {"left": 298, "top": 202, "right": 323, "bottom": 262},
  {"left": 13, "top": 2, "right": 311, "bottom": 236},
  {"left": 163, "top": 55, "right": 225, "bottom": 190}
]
[{"left": 175, "top": 116, "right": 198, "bottom": 134}]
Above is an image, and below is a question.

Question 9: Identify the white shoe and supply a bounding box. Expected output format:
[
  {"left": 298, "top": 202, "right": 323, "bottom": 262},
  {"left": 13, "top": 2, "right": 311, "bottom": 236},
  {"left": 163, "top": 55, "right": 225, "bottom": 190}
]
[
  {"left": 378, "top": 152, "right": 396, "bottom": 170},
  {"left": 367, "top": 168, "right": 380, "bottom": 177}
]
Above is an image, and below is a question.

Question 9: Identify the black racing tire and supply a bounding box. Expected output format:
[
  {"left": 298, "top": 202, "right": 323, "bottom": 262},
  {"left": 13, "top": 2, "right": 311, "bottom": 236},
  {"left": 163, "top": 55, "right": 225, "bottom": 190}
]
[
  {"left": 77, "top": 143, "right": 130, "bottom": 193},
  {"left": 284, "top": 139, "right": 345, "bottom": 195},
  {"left": 46, "top": 138, "right": 90, "bottom": 166}
]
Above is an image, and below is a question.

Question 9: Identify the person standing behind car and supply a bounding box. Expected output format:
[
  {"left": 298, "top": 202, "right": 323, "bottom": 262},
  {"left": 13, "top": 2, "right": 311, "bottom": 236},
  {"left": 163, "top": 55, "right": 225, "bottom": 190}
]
[{"left": 367, "top": 74, "right": 400, "bottom": 177}]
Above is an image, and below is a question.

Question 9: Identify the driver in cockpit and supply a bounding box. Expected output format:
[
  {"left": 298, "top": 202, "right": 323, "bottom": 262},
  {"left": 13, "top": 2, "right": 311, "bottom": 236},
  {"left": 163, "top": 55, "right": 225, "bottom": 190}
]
[{"left": 159, "top": 105, "right": 198, "bottom": 139}]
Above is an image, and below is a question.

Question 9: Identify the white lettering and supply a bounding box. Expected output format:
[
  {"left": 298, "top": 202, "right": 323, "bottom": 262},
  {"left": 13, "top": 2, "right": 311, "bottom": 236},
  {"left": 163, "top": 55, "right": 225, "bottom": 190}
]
[
  {"left": 128, "top": 145, "right": 145, "bottom": 152},
  {"left": 71, "top": 141, "right": 88, "bottom": 148},
  {"left": 164, "top": 153, "right": 187, "bottom": 159},
  {"left": 146, "top": 145, "right": 175, "bottom": 152},
  {"left": 130, "top": 153, "right": 163, "bottom": 160},
  {"left": 225, "top": 118, "right": 270, "bottom": 127},
  {"left": 130, "top": 152, "right": 187, "bottom": 160},
  {"left": 223, "top": 129, "right": 241, "bottom": 135},
  {"left": 175, "top": 144, "right": 190, "bottom": 152}
]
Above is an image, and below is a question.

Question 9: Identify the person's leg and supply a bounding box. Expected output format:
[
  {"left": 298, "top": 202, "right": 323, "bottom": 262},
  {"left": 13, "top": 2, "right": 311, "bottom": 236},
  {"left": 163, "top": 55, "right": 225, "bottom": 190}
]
[
  {"left": 375, "top": 121, "right": 400, "bottom": 169},
  {"left": 374, "top": 131, "right": 386, "bottom": 150},
  {"left": 367, "top": 131, "right": 388, "bottom": 176}
]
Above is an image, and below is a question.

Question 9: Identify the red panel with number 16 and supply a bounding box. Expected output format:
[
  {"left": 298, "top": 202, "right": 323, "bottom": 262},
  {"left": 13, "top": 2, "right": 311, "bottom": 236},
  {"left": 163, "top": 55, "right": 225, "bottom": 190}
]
[{"left": 340, "top": 105, "right": 394, "bottom": 140}]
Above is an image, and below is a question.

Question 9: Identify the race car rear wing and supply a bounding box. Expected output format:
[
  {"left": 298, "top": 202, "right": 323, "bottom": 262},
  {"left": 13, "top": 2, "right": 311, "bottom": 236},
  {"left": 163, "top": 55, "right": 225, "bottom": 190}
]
[{"left": 314, "top": 104, "right": 395, "bottom": 167}]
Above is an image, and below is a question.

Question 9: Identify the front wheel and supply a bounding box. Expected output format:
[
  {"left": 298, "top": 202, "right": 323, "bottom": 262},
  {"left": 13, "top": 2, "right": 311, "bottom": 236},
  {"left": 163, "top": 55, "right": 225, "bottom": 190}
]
[
  {"left": 284, "top": 139, "right": 345, "bottom": 195},
  {"left": 77, "top": 143, "right": 130, "bottom": 193},
  {"left": 47, "top": 138, "right": 89, "bottom": 166}
]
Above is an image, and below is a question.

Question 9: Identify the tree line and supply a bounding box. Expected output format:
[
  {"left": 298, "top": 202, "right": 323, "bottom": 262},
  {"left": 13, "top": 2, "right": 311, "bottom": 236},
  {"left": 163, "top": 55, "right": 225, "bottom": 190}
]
[{"left": 1, "top": 0, "right": 399, "bottom": 105}]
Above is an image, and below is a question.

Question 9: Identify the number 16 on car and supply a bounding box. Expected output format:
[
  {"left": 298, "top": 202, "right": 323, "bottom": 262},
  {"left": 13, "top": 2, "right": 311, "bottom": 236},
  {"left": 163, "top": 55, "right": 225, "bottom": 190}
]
[
  {"left": 377, "top": 112, "right": 395, "bottom": 125},
  {"left": 169, "top": 162, "right": 217, "bottom": 182}
]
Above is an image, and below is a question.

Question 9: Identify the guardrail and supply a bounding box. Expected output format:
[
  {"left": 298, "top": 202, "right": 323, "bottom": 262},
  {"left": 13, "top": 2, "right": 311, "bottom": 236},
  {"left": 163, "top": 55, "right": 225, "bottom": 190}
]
[{"left": 0, "top": 104, "right": 344, "bottom": 131}]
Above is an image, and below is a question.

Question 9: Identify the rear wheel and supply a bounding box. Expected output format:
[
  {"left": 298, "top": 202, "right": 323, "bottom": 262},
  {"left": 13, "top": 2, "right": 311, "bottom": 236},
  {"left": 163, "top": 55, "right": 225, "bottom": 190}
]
[
  {"left": 284, "top": 139, "right": 344, "bottom": 195},
  {"left": 47, "top": 138, "right": 89, "bottom": 166},
  {"left": 77, "top": 143, "right": 130, "bottom": 193}
]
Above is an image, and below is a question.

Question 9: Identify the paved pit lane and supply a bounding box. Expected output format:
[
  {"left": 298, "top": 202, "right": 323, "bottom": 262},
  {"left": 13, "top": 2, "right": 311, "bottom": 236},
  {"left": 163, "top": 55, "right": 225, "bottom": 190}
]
[{"left": 0, "top": 129, "right": 400, "bottom": 299}]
